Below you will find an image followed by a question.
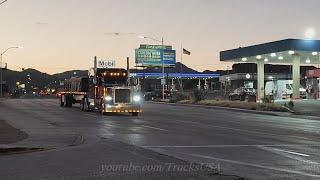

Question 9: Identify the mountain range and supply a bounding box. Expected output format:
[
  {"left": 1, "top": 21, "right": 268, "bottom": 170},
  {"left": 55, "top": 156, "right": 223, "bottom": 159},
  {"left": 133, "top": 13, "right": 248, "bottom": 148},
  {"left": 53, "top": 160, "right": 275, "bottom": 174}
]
[
  {"left": 1, "top": 62, "right": 211, "bottom": 91},
  {"left": 1, "top": 62, "right": 316, "bottom": 92}
]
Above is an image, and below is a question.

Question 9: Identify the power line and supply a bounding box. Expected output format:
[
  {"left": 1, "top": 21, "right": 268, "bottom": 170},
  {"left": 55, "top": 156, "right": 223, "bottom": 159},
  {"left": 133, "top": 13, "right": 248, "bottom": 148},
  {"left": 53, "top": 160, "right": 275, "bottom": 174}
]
[{"left": 0, "top": 0, "right": 8, "bottom": 6}]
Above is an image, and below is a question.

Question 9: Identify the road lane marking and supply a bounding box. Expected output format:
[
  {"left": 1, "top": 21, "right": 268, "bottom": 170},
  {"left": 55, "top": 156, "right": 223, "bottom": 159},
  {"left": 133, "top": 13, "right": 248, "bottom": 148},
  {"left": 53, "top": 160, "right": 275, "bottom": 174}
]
[
  {"left": 170, "top": 118, "right": 317, "bottom": 140},
  {"left": 141, "top": 125, "right": 168, "bottom": 131},
  {"left": 258, "top": 146, "right": 320, "bottom": 165},
  {"left": 187, "top": 153, "right": 320, "bottom": 178},
  {"left": 143, "top": 144, "right": 320, "bottom": 148},
  {"left": 268, "top": 147, "right": 310, "bottom": 157}
]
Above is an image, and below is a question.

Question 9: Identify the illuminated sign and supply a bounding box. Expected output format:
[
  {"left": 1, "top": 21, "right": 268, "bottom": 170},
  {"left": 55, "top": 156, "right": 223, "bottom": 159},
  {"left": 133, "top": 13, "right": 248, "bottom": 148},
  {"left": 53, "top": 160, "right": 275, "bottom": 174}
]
[
  {"left": 97, "top": 60, "right": 116, "bottom": 68},
  {"left": 135, "top": 44, "right": 176, "bottom": 66}
]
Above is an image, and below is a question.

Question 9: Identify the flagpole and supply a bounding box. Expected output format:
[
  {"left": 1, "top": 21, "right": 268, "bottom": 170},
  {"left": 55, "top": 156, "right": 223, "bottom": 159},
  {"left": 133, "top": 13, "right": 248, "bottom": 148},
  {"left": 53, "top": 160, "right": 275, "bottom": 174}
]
[{"left": 180, "top": 43, "right": 183, "bottom": 92}]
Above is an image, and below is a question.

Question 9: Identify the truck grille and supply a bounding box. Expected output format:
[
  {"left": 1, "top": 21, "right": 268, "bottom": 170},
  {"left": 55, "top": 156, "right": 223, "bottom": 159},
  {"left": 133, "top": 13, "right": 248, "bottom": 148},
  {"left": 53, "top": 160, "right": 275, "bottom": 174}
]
[{"left": 115, "top": 89, "right": 131, "bottom": 103}]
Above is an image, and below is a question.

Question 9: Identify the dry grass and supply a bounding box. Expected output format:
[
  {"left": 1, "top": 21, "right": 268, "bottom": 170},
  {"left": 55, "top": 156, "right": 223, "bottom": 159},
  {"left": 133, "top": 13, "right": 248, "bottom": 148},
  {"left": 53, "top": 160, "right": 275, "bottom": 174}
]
[{"left": 178, "top": 100, "right": 290, "bottom": 112}]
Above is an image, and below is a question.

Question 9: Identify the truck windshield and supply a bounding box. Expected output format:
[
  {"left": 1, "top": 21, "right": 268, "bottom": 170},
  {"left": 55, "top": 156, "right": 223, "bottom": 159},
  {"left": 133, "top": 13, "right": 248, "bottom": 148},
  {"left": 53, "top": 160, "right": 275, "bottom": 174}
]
[{"left": 103, "top": 76, "right": 127, "bottom": 86}]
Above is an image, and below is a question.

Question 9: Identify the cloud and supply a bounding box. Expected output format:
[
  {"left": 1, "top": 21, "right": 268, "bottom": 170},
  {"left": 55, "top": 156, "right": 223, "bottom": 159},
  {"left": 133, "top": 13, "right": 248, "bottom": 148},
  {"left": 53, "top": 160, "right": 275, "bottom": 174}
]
[{"left": 35, "top": 22, "right": 49, "bottom": 25}]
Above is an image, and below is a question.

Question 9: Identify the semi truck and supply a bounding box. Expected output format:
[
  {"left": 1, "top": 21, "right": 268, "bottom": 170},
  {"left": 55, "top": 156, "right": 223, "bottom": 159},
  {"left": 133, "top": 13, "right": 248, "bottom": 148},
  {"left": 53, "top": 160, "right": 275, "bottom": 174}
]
[{"left": 59, "top": 57, "right": 142, "bottom": 116}]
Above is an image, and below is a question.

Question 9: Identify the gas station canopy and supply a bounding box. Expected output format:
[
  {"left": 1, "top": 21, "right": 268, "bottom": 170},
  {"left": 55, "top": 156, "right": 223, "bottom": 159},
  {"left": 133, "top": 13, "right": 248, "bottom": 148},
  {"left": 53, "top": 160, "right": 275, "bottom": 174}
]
[
  {"left": 220, "top": 39, "right": 320, "bottom": 64},
  {"left": 130, "top": 73, "right": 220, "bottom": 79}
]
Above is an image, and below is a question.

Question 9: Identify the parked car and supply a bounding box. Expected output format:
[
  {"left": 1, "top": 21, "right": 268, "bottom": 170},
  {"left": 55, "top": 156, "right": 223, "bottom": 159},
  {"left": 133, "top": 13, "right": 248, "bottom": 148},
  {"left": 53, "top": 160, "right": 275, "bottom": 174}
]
[
  {"left": 229, "top": 87, "right": 256, "bottom": 101},
  {"left": 144, "top": 92, "right": 156, "bottom": 101}
]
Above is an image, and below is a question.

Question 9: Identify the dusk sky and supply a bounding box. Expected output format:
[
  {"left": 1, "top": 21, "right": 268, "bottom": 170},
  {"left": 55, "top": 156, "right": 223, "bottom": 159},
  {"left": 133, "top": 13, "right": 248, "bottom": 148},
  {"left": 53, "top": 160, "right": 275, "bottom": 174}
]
[{"left": 1, "top": 0, "right": 320, "bottom": 74}]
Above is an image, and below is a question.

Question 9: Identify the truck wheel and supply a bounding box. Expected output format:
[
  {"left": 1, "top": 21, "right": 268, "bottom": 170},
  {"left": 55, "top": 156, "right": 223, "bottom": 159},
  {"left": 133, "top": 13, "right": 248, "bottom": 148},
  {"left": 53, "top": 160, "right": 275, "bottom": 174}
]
[
  {"left": 84, "top": 98, "right": 89, "bottom": 111},
  {"left": 80, "top": 99, "right": 84, "bottom": 111},
  {"left": 66, "top": 95, "right": 73, "bottom": 107},
  {"left": 65, "top": 95, "right": 69, "bottom": 107},
  {"left": 131, "top": 112, "right": 139, "bottom": 116},
  {"left": 60, "top": 96, "right": 64, "bottom": 107},
  {"left": 68, "top": 96, "right": 73, "bottom": 107}
]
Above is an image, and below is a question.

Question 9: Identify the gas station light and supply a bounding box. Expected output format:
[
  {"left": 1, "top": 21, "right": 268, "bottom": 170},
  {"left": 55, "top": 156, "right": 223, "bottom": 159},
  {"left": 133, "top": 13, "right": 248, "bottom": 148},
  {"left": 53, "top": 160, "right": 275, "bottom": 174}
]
[
  {"left": 312, "top": 52, "right": 318, "bottom": 56},
  {"left": 278, "top": 56, "right": 283, "bottom": 60},
  {"left": 241, "top": 57, "right": 248, "bottom": 61},
  {"left": 256, "top": 55, "right": 262, "bottom": 59},
  {"left": 306, "top": 58, "right": 311, "bottom": 63},
  {"left": 270, "top": 53, "right": 276, "bottom": 57},
  {"left": 288, "top": 50, "right": 295, "bottom": 55},
  {"left": 264, "top": 58, "right": 269, "bottom": 62}
]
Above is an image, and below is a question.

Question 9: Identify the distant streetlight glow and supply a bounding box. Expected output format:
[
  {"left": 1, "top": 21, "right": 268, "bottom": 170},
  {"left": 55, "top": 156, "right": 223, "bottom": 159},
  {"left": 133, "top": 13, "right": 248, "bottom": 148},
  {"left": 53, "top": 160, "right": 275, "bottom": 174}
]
[
  {"left": 278, "top": 56, "right": 284, "bottom": 60},
  {"left": 270, "top": 53, "right": 277, "bottom": 57},
  {"left": 256, "top": 55, "right": 262, "bottom": 59},
  {"left": 288, "top": 50, "right": 295, "bottom": 55},
  {"left": 305, "top": 28, "right": 316, "bottom": 39},
  {"left": 264, "top": 58, "right": 269, "bottom": 62},
  {"left": 312, "top": 52, "right": 318, "bottom": 56}
]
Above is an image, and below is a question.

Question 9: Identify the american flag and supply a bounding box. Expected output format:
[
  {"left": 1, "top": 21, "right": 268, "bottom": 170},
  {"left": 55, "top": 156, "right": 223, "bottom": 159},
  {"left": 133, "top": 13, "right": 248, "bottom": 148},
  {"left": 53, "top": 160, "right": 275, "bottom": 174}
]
[{"left": 183, "top": 48, "right": 191, "bottom": 55}]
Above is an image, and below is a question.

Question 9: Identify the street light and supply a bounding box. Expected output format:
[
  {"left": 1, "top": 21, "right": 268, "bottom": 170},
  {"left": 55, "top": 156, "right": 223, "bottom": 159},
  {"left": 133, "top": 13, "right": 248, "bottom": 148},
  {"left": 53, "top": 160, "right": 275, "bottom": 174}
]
[
  {"left": 0, "top": 46, "right": 22, "bottom": 97},
  {"left": 139, "top": 35, "right": 165, "bottom": 100}
]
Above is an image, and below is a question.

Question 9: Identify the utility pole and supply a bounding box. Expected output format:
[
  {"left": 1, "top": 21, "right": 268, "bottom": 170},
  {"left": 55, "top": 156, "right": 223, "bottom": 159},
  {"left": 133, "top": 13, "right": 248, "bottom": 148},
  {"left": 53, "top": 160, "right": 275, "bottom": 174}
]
[
  {"left": 126, "top": 57, "right": 130, "bottom": 86},
  {"left": 0, "top": 54, "right": 3, "bottom": 97},
  {"left": 161, "top": 37, "right": 165, "bottom": 100},
  {"left": 0, "top": 46, "right": 22, "bottom": 97}
]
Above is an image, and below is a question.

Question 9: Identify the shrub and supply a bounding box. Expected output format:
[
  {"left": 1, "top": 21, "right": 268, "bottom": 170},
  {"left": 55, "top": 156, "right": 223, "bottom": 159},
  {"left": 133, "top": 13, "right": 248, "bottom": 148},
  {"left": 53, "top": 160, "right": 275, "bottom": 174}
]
[
  {"left": 169, "top": 92, "right": 189, "bottom": 103},
  {"left": 196, "top": 100, "right": 290, "bottom": 112},
  {"left": 288, "top": 101, "right": 294, "bottom": 109},
  {"left": 193, "top": 89, "right": 206, "bottom": 102}
]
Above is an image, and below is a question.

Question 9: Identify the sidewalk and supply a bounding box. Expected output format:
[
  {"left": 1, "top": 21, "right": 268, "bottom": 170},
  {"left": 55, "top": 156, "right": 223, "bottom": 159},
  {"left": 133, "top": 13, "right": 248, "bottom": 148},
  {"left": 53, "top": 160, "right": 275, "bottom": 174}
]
[
  {"left": 149, "top": 101, "right": 320, "bottom": 121},
  {"left": 149, "top": 101, "right": 293, "bottom": 117},
  {"left": 0, "top": 120, "right": 28, "bottom": 145}
]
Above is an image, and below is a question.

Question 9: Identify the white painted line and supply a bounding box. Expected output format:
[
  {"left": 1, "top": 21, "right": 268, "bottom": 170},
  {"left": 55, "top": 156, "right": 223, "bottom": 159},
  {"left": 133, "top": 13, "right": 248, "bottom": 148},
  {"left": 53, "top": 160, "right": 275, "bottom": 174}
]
[
  {"left": 267, "top": 147, "right": 310, "bottom": 157},
  {"left": 143, "top": 144, "right": 320, "bottom": 148},
  {"left": 141, "top": 125, "right": 168, "bottom": 131},
  {"left": 188, "top": 153, "right": 320, "bottom": 178}
]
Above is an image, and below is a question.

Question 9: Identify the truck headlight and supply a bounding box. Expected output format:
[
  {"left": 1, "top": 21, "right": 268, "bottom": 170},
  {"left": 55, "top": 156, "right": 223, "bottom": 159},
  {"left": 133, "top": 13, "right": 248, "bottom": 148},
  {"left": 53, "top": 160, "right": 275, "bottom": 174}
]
[
  {"left": 105, "top": 96, "right": 112, "bottom": 101},
  {"left": 133, "top": 95, "right": 141, "bottom": 102}
]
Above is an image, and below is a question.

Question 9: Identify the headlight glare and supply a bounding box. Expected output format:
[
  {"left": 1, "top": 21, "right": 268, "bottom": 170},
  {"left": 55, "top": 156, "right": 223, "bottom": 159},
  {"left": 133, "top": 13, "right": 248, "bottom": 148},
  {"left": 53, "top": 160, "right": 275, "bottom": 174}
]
[
  {"left": 133, "top": 95, "right": 141, "bottom": 102},
  {"left": 105, "top": 96, "right": 112, "bottom": 101}
]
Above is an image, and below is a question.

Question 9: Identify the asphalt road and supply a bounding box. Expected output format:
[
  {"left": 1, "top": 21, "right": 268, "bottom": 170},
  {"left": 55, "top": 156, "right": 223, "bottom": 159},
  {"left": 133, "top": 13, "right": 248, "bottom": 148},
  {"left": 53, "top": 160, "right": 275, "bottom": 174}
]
[{"left": 1, "top": 99, "right": 320, "bottom": 180}]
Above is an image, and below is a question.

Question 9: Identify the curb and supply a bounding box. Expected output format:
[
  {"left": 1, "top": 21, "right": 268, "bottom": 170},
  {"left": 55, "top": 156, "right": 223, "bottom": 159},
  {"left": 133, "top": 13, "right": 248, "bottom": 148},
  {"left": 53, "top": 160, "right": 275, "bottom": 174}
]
[
  {"left": 148, "top": 101, "right": 292, "bottom": 117},
  {"left": 0, "top": 147, "right": 47, "bottom": 155}
]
